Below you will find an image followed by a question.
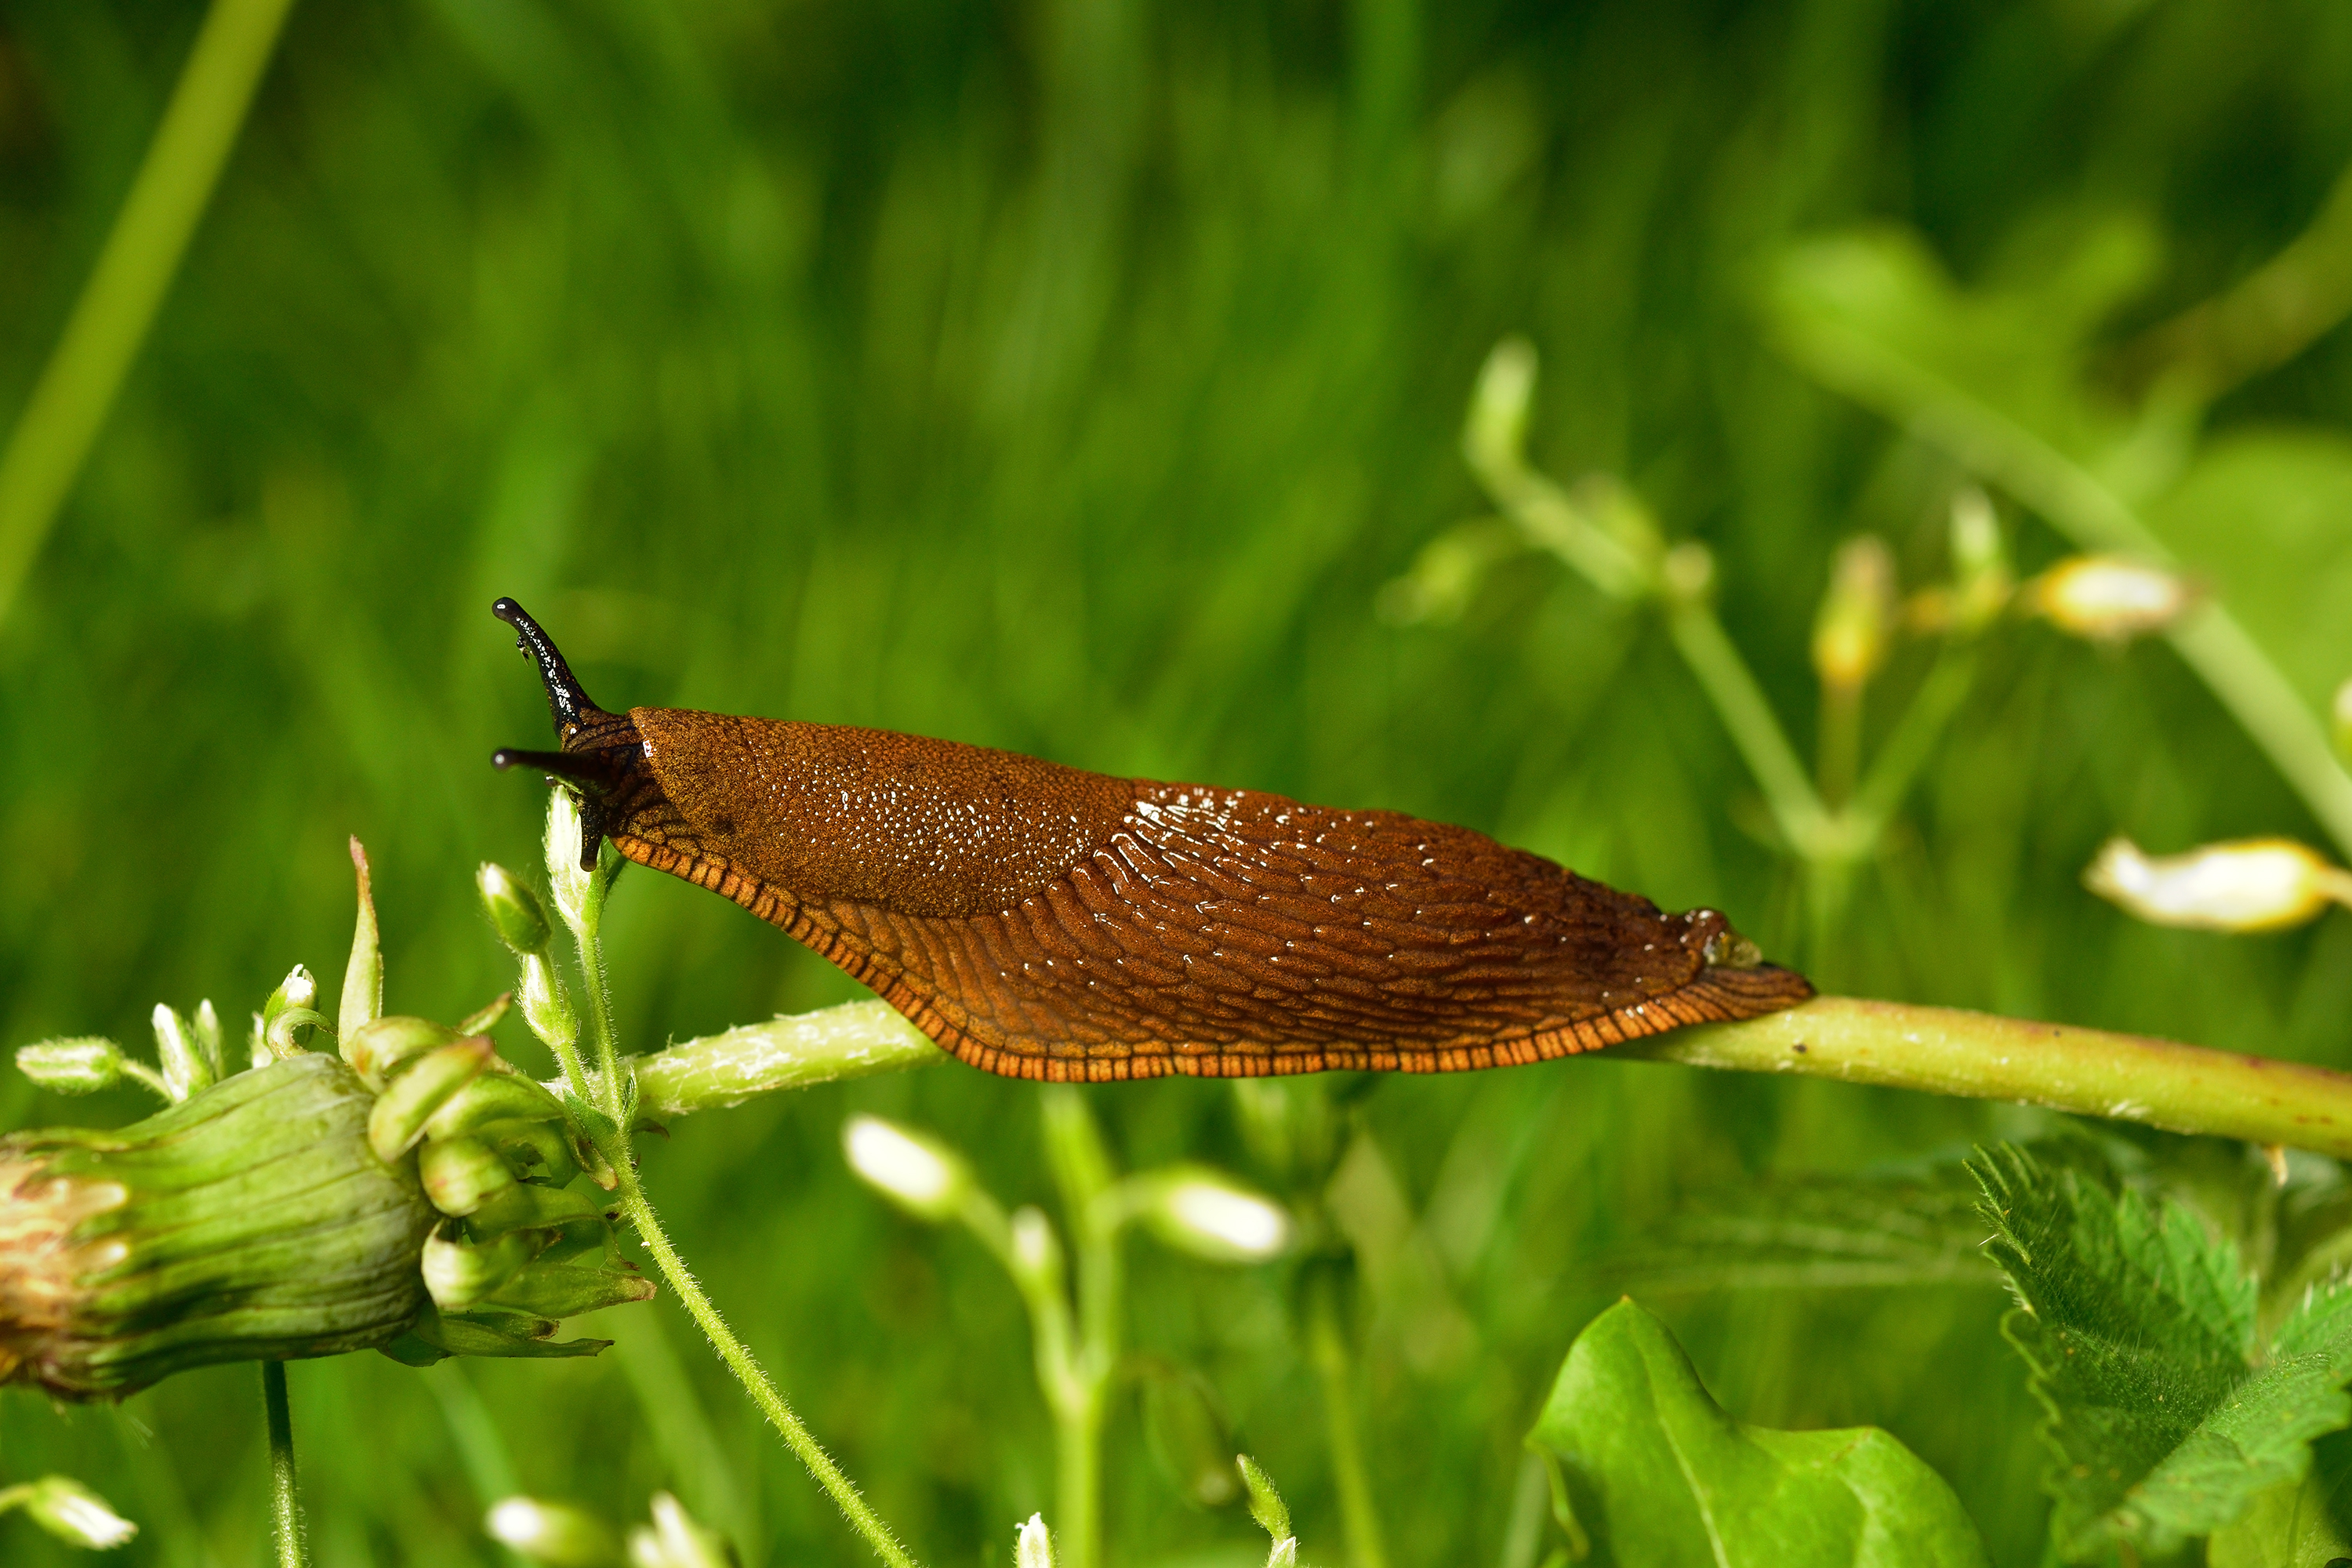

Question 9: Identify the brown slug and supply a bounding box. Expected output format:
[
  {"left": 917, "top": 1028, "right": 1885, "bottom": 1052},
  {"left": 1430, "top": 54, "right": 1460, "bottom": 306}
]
[{"left": 489, "top": 598, "right": 1809, "bottom": 1082}]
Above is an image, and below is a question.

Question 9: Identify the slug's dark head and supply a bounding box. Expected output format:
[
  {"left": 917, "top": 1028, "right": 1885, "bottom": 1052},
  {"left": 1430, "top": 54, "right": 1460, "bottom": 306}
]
[{"left": 491, "top": 597, "right": 654, "bottom": 866}]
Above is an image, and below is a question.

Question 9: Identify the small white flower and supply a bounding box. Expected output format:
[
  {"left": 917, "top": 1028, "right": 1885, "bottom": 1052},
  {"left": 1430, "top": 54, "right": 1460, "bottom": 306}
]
[
  {"left": 2084, "top": 837, "right": 2352, "bottom": 932},
  {"left": 2, "top": 1476, "right": 138, "bottom": 1549},
  {"left": 843, "top": 1115, "right": 971, "bottom": 1221},
  {"left": 1014, "top": 1512, "right": 1055, "bottom": 1568},
  {"left": 1144, "top": 1171, "right": 1292, "bottom": 1262},
  {"left": 2029, "top": 556, "right": 2194, "bottom": 641}
]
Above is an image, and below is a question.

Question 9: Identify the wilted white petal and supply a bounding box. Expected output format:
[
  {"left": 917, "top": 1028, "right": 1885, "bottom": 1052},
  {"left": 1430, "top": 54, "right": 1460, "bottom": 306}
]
[
  {"left": 2030, "top": 556, "right": 2193, "bottom": 641},
  {"left": 1145, "top": 1171, "right": 1292, "bottom": 1262},
  {"left": 2084, "top": 837, "right": 2352, "bottom": 932},
  {"left": 843, "top": 1115, "right": 969, "bottom": 1220},
  {"left": 1014, "top": 1512, "right": 1055, "bottom": 1568}
]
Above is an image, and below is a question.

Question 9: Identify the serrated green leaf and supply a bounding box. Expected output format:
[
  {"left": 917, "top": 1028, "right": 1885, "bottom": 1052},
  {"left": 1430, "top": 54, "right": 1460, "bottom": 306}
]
[
  {"left": 1527, "top": 1298, "right": 1988, "bottom": 1567},
  {"left": 1973, "top": 1144, "right": 2352, "bottom": 1559},
  {"left": 2207, "top": 1428, "right": 2352, "bottom": 1568}
]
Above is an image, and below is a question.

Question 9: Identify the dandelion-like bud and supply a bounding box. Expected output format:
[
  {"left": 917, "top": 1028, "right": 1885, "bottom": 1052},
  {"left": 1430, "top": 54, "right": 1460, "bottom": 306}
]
[
  {"left": 2083, "top": 836, "right": 2352, "bottom": 932},
  {"left": 842, "top": 1115, "right": 973, "bottom": 1221},
  {"left": 1014, "top": 1512, "right": 1056, "bottom": 1568},
  {"left": 0, "top": 1054, "right": 436, "bottom": 1398},
  {"left": 1811, "top": 536, "right": 1895, "bottom": 692},
  {"left": 2027, "top": 556, "right": 2194, "bottom": 641},
  {"left": 0, "top": 1475, "right": 139, "bottom": 1548},
  {"left": 1138, "top": 1169, "right": 1293, "bottom": 1263}
]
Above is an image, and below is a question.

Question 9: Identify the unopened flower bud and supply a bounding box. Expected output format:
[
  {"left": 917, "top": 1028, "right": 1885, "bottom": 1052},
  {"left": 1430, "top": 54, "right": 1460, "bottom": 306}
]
[
  {"left": 419, "top": 1136, "right": 518, "bottom": 1217},
  {"left": 423, "top": 1225, "right": 536, "bottom": 1310},
  {"left": 1237, "top": 1454, "right": 1292, "bottom": 1547},
  {"left": 0, "top": 1475, "right": 138, "bottom": 1548},
  {"left": 1014, "top": 1512, "right": 1055, "bottom": 1568},
  {"left": 0, "top": 1054, "right": 434, "bottom": 1397},
  {"left": 545, "top": 793, "right": 597, "bottom": 930},
  {"left": 369, "top": 1039, "right": 495, "bottom": 1163},
  {"left": 1007, "top": 1207, "right": 1065, "bottom": 1297},
  {"left": 626, "top": 1492, "right": 730, "bottom": 1568},
  {"left": 485, "top": 1496, "right": 620, "bottom": 1566},
  {"left": 151, "top": 1005, "right": 212, "bottom": 1102},
  {"left": 1463, "top": 336, "right": 1536, "bottom": 479},
  {"left": 480, "top": 864, "right": 554, "bottom": 956},
  {"left": 423, "top": 1071, "right": 569, "bottom": 1145},
  {"left": 15, "top": 1039, "right": 125, "bottom": 1096},
  {"left": 484, "top": 1257, "right": 655, "bottom": 1319},
  {"left": 519, "top": 953, "right": 581, "bottom": 1059},
  {"left": 2083, "top": 836, "right": 2352, "bottom": 932},
  {"left": 1811, "top": 536, "right": 1895, "bottom": 692},
  {"left": 842, "top": 1115, "right": 972, "bottom": 1221},
  {"left": 343, "top": 1017, "right": 462, "bottom": 1091},
  {"left": 2028, "top": 555, "right": 2194, "bottom": 641},
  {"left": 1138, "top": 1170, "right": 1292, "bottom": 1263},
  {"left": 192, "top": 1001, "right": 223, "bottom": 1082}
]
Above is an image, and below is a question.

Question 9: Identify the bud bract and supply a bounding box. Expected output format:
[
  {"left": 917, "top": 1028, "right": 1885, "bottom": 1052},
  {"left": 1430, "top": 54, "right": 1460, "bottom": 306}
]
[
  {"left": 0, "top": 1475, "right": 139, "bottom": 1548},
  {"left": 423, "top": 1226, "right": 536, "bottom": 1311},
  {"left": 485, "top": 1496, "right": 620, "bottom": 1566},
  {"left": 480, "top": 863, "right": 555, "bottom": 956},
  {"left": 343, "top": 1016, "right": 462, "bottom": 1091},
  {"left": 1139, "top": 1169, "right": 1292, "bottom": 1263},
  {"left": 419, "top": 1136, "right": 519, "bottom": 1216},
  {"left": 485, "top": 1257, "right": 656, "bottom": 1319},
  {"left": 1014, "top": 1512, "right": 1055, "bottom": 1568},
  {"left": 843, "top": 1115, "right": 972, "bottom": 1221},
  {"left": 1811, "top": 536, "right": 1895, "bottom": 691},
  {"left": 2029, "top": 555, "right": 2194, "bottom": 641},
  {"left": 2083, "top": 836, "right": 2352, "bottom": 932},
  {"left": 15, "top": 1039, "right": 125, "bottom": 1096},
  {"left": 369, "top": 1039, "right": 495, "bottom": 1163}
]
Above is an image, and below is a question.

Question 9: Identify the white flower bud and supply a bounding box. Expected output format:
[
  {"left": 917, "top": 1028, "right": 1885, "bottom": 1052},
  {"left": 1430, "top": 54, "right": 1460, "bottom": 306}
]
[
  {"left": 2083, "top": 836, "right": 2352, "bottom": 932},
  {"left": 842, "top": 1115, "right": 971, "bottom": 1221},
  {"left": 1007, "top": 1207, "right": 1065, "bottom": 1298},
  {"left": 1811, "top": 536, "right": 1895, "bottom": 691},
  {"left": 151, "top": 1005, "right": 212, "bottom": 1102},
  {"left": 545, "top": 792, "right": 597, "bottom": 932},
  {"left": 1014, "top": 1512, "right": 1055, "bottom": 1568},
  {"left": 0, "top": 1475, "right": 139, "bottom": 1548},
  {"left": 630, "top": 1492, "right": 728, "bottom": 1568},
  {"left": 485, "top": 1496, "right": 619, "bottom": 1566},
  {"left": 2029, "top": 556, "right": 2194, "bottom": 641},
  {"left": 1141, "top": 1170, "right": 1292, "bottom": 1263},
  {"left": 1463, "top": 336, "right": 1537, "bottom": 478}
]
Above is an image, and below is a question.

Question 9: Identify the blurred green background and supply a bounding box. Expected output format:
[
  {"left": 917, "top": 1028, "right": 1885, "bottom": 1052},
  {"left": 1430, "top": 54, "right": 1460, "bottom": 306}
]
[{"left": 3, "top": 0, "right": 2351, "bottom": 1562}]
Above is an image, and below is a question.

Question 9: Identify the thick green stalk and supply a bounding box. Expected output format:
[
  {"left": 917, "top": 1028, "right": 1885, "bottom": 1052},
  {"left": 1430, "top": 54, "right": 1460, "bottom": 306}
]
[
  {"left": 261, "top": 1362, "right": 311, "bottom": 1568},
  {"left": 0, "top": 0, "right": 299, "bottom": 626},
  {"left": 1625, "top": 996, "right": 2352, "bottom": 1156}
]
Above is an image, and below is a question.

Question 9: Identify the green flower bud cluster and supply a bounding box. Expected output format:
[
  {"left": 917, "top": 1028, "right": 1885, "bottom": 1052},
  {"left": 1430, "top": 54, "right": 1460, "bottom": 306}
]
[{"left": 0, "top": 838, "right": 652, "bottom": 1398}]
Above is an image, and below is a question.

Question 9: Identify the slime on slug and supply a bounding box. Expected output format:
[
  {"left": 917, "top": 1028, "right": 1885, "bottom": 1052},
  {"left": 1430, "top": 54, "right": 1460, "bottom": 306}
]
[{"left": 489, "top": 598, "right": 1809, "bottom": 1083}]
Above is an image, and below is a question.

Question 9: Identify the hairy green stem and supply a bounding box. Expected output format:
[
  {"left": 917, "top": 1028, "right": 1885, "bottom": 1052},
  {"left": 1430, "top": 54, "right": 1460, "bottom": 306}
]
[
  {"left": 261, "top": 1362, "right": 311, "bottom": 1568},
  {"left": 608, "top": 1157, "right": 920, "bottom": 1568},
  {"left": 632, "top": 1000, "right": 946, "bottom": 1116},
  {"left": 0, "top": 0, "right": 298, "bottom": 626},
  {"left": 573, "top": 858, "right": 626, "bottom": 1116},
  {"left": 1626, "top": 996, "right": 2352, "bottom": 1156}
]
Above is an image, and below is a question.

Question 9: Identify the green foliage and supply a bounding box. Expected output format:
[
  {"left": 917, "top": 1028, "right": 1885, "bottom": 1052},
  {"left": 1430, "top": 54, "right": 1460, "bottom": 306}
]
[
  {"left": 1973, "top": 1144, "right": 2352, "bottom": 1559},
  {"left": 1527, "top": 1299, "right": 1988, "bottom": 1566}
]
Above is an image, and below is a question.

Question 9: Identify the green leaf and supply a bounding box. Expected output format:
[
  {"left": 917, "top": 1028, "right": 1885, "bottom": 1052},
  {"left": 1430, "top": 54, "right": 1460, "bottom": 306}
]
[
  {"left": 1526, "top": 1298, "right": 1988, "bottom": 1566},
  {"left": 2206, "top": 1428, "right": 2352, "bottom": 1568},
  {"left": 1972, "top": 1144, "right": 2352, "bottom": 1559}
]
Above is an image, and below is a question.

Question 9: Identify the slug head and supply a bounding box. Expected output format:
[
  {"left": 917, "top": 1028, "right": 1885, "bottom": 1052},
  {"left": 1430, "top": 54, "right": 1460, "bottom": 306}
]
[{"left": 489, "top": 597, "right": 654, "bottom": 867}]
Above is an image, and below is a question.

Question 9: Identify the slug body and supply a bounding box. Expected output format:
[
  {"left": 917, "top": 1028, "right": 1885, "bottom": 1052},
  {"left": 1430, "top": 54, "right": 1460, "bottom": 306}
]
[{"left": 492, "top": 601, "right": 1810, "bottom": 1082}]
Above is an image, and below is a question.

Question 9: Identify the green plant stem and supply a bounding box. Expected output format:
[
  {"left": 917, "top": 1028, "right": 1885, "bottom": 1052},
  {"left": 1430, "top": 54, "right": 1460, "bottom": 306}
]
[
  {"left": 1304, "top": 1283, "right": 1388, "bottom": 1568},
  {"left": 1663, "top": 603, "right": 1837, "bottom": 854},
  {"left": 631, "top": 1000, "right": 947, "bottom": 1115},
  {"left": 1625, "top": 995, "right": 2352, "bottom": 1156},
  {"left": 608, "top": 1152, "right": 920, "bottom": 1568},
  {"left": 260, "top": 1362, "right": 311, "bottom": 1568},
  {"left": 574, "top": 853, "right": 626, "bottom": 1115},
  {"left": 1040, "top": 1090, "right": 1120, "bottom": 1568},
  {"left": 1848, "top": 644, "right": 1979, "bottom": 828},
  {"left": 0, "top": 0, "right": 298, "bottom": 627}
]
